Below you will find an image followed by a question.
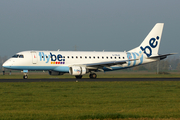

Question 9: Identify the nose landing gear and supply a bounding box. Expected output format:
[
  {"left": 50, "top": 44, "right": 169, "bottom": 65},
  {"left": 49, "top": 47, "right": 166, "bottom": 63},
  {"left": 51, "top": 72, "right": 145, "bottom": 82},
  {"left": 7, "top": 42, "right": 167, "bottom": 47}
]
[
  {"left": 23, "top": 75, "right": 28, "bottom": 79},
  {"left": 22, "top": 70, "right": 28, "bottom": 79}
]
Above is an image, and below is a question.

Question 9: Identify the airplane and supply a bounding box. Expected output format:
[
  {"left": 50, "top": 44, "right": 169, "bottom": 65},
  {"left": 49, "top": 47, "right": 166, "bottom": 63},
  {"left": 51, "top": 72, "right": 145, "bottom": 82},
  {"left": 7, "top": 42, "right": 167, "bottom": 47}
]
[{"left": 2, "top": 23, "right": 175, "bottom": 79}]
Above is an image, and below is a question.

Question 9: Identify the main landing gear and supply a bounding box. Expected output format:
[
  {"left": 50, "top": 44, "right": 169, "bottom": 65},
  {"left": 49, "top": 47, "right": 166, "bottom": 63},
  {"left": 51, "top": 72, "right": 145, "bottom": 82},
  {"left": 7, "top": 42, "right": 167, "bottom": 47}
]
[
  {"left": 89, "top": 73, "right": 97, "bottom": 79},
  {"left": 75, "top": 73, "right": 97, "bottom": 79}
]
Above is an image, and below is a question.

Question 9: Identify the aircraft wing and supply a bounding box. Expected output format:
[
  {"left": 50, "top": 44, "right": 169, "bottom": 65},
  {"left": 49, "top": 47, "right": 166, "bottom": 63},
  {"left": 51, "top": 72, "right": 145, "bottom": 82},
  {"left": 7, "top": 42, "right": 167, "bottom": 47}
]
[{"left": 81, "top": 59, "right": 138, "bottom": 70}]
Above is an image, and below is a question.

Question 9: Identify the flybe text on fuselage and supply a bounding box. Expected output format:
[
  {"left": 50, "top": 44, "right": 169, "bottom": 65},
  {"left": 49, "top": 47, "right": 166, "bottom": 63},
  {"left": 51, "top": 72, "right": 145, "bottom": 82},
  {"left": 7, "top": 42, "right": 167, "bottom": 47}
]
[
  {"left": 140, "top": 36, "right": 159, "bottom": 57},
  {"left": 39, "top": 52, "right": 65, "bottom": 64}
]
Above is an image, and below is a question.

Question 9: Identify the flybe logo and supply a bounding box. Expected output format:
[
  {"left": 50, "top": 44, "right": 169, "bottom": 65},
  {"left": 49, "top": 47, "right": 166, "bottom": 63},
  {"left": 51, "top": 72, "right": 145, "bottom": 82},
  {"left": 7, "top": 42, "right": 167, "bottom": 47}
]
[
  {"left": 140, "top": 36, "right": 159, "bottom": 57},
  {"left": 39, "top": 52, "right": 65, "bottom": 64}
]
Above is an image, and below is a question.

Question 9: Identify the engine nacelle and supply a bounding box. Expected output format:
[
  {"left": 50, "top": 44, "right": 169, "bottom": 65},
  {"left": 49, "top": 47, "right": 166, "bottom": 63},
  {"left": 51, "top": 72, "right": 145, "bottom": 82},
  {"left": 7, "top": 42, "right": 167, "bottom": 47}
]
[
  {"left": 48, "top": 71, "right": 64, "bottom": 76},
  {"left": 69, "top": 66, "right": 87, "bottom": 75}
]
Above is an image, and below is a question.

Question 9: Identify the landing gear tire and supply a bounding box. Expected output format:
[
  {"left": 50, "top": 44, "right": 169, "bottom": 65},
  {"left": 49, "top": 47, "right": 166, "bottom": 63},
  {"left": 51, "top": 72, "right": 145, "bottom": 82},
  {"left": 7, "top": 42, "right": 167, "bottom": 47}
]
[
  {"left": 89, "top": 73, "right": 97, "bottom": 79},
  {"left": 75, "top": 75, "right": 82, "bottom": 79},
  {"left": 23, "top": 75, "right": 28, "bottom": 79}
]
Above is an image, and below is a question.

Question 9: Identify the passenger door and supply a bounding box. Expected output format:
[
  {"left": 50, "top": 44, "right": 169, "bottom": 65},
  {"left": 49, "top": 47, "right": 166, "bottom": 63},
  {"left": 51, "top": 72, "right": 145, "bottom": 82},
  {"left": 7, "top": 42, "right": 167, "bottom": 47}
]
[{"left": 31, "top": 51, "right": 37, "bottom": 64}]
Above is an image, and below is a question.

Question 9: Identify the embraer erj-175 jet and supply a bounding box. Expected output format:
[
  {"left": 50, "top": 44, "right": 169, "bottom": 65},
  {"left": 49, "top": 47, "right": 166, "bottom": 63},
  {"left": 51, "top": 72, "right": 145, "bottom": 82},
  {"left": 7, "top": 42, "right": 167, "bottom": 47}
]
[{"left": 3, "top": 23, "right": 175, "bottom": 79}]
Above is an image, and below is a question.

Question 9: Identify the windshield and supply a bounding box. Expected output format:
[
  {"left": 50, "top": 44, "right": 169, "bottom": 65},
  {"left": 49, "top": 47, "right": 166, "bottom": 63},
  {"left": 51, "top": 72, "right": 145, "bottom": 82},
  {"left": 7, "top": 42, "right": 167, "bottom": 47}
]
[
  {"left": 19, "top": 55, "right": 24, "bottom": 58},
  {"left": 12, "top": 54, "right": 19, "bottom": 58},
  {"left": 12, "top": 54, "right": 24, "bottom": 58}
]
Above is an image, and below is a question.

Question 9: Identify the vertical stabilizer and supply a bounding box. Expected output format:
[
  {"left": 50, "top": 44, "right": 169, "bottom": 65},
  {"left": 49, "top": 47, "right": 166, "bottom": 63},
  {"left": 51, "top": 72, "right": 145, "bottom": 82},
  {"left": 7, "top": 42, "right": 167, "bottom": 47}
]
[{"left": 128, "top": 23, "right": 164, "bottom": 57}]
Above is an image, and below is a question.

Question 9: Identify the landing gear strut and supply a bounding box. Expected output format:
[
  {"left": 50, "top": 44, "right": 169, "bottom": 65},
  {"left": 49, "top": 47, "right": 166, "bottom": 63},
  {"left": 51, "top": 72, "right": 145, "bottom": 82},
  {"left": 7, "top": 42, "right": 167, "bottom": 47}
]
[
  {"left": 23, "top": 70, "right": 28, "bottom": 79},
  {"left": 23, "top": 75, "right": 28, "bottom": 79},
  {"left": 89, "top": 73, "right": 97, "bottom": 79}
]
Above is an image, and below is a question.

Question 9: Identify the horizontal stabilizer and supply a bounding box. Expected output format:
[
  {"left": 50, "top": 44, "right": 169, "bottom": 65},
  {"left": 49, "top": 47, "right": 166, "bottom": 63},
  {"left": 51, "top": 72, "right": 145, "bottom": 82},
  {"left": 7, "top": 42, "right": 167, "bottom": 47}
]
[{"left": 148, "top": 53, "right": 177, "bottom": 60}]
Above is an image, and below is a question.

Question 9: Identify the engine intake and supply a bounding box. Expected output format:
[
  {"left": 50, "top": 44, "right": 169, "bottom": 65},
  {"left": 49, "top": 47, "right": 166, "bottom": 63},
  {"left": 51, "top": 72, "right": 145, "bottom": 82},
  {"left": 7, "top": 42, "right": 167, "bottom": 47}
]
[{"left": 69, "top": 66, "right": 87, "bottom": 75}]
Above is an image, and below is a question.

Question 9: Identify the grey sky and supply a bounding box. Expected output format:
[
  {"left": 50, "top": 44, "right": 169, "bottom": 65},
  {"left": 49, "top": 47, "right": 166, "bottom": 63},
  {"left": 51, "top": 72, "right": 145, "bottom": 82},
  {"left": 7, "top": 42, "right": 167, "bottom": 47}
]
[{"left": 0, "top": 0, "right": 180, "bottom": 57}]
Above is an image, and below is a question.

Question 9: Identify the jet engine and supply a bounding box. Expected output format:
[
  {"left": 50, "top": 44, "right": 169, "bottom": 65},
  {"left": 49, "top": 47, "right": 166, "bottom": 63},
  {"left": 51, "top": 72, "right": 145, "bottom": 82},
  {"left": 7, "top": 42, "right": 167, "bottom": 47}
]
[
  {"left": 69, "top": 66, "right": 87, "bottom": 75},
  {"left": 48, "top": 71, "right": 64, "bottom": 76}
]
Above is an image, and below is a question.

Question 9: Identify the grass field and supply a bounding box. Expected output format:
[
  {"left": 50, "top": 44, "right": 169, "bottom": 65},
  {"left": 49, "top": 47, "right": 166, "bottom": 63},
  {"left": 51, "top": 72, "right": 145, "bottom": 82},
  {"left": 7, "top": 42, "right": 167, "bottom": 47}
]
[
  {"left": 1, "top": 71, "right": 180, "bottom": 79},
  {"left": 0, "top": 80, "right": 180, "bottom": 120}
]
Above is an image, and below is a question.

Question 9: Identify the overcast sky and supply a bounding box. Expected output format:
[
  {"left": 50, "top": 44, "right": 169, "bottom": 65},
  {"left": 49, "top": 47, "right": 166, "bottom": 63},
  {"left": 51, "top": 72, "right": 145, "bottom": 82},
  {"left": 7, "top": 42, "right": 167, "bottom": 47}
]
[{"left": 0, "top": 0, "right": 180, "bottom": 57}]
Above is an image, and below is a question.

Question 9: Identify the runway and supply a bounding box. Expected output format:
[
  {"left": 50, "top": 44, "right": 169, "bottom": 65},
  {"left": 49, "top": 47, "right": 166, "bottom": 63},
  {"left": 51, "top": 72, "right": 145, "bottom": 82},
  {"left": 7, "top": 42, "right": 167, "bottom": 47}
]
[{"left": 0, "top": 78, "right": 180, "bottom": 82}]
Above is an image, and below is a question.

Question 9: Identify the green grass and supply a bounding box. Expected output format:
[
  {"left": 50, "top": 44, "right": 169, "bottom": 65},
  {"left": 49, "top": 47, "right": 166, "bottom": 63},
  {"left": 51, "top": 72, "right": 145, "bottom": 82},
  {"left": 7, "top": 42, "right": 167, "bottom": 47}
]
[
  {"left": 1, "top": 71, "right": 180, "bottom": 79},
  {"left": 0, "top": 81, "right": 180, "bottom": 119}
]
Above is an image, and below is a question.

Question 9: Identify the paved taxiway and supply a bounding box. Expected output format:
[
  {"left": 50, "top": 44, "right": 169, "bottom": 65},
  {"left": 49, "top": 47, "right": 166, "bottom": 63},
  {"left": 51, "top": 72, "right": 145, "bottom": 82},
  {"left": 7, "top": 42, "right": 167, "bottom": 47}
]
[{"left": 0, "top": 78, "right": 180, "bottom": 82}]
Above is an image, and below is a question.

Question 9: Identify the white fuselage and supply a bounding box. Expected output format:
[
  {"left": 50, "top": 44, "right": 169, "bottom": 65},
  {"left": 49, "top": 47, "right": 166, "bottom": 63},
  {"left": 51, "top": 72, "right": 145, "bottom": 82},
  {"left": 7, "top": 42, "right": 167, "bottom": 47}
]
[{"left": 3, "top": 50, "right": 156, "bottom": 73}]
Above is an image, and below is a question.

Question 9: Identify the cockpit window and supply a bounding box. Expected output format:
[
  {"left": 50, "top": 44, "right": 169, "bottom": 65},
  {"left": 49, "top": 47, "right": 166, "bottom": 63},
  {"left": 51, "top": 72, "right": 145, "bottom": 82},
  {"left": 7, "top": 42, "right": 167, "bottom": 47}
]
[
  {"left": 19, "top": 55, "right": 24, "bottom": 58},
  {"left": 12, "top": 54, "right": 19, "bottom": 58},
  {"left": 12, "top": 54, "right": 24, "bottom": 58}
]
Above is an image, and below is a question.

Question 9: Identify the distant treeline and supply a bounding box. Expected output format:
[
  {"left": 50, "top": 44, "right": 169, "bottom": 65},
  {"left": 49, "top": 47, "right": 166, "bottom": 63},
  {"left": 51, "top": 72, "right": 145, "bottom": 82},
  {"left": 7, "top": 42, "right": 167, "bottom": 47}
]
[{"left": 129, "top": 57, "right": 180, "bottom": 71}]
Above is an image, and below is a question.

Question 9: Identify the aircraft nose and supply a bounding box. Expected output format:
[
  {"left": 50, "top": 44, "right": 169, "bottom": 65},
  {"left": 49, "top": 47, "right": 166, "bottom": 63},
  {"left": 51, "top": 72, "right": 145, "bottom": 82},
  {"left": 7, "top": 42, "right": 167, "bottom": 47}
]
[
  {"left": 2, "top": 62, "right": 7, "bottom": 67},
  {"left": 2, "top": 60, "right": 12, "bottom": 69}
]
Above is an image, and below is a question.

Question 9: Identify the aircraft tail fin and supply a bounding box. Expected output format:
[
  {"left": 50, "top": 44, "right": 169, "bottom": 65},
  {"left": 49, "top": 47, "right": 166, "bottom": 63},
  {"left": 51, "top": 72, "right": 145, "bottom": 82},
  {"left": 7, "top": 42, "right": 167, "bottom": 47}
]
[{"left": 128, "top": 23, "right": 164, "bottom": 57}]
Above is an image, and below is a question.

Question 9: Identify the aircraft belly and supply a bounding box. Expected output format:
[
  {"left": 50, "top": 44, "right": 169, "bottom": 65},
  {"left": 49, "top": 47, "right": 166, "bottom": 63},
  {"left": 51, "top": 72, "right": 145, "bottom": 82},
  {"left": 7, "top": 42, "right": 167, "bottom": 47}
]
[{"left": 6, "top": 66, "right": 69, "bottom": 72}]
